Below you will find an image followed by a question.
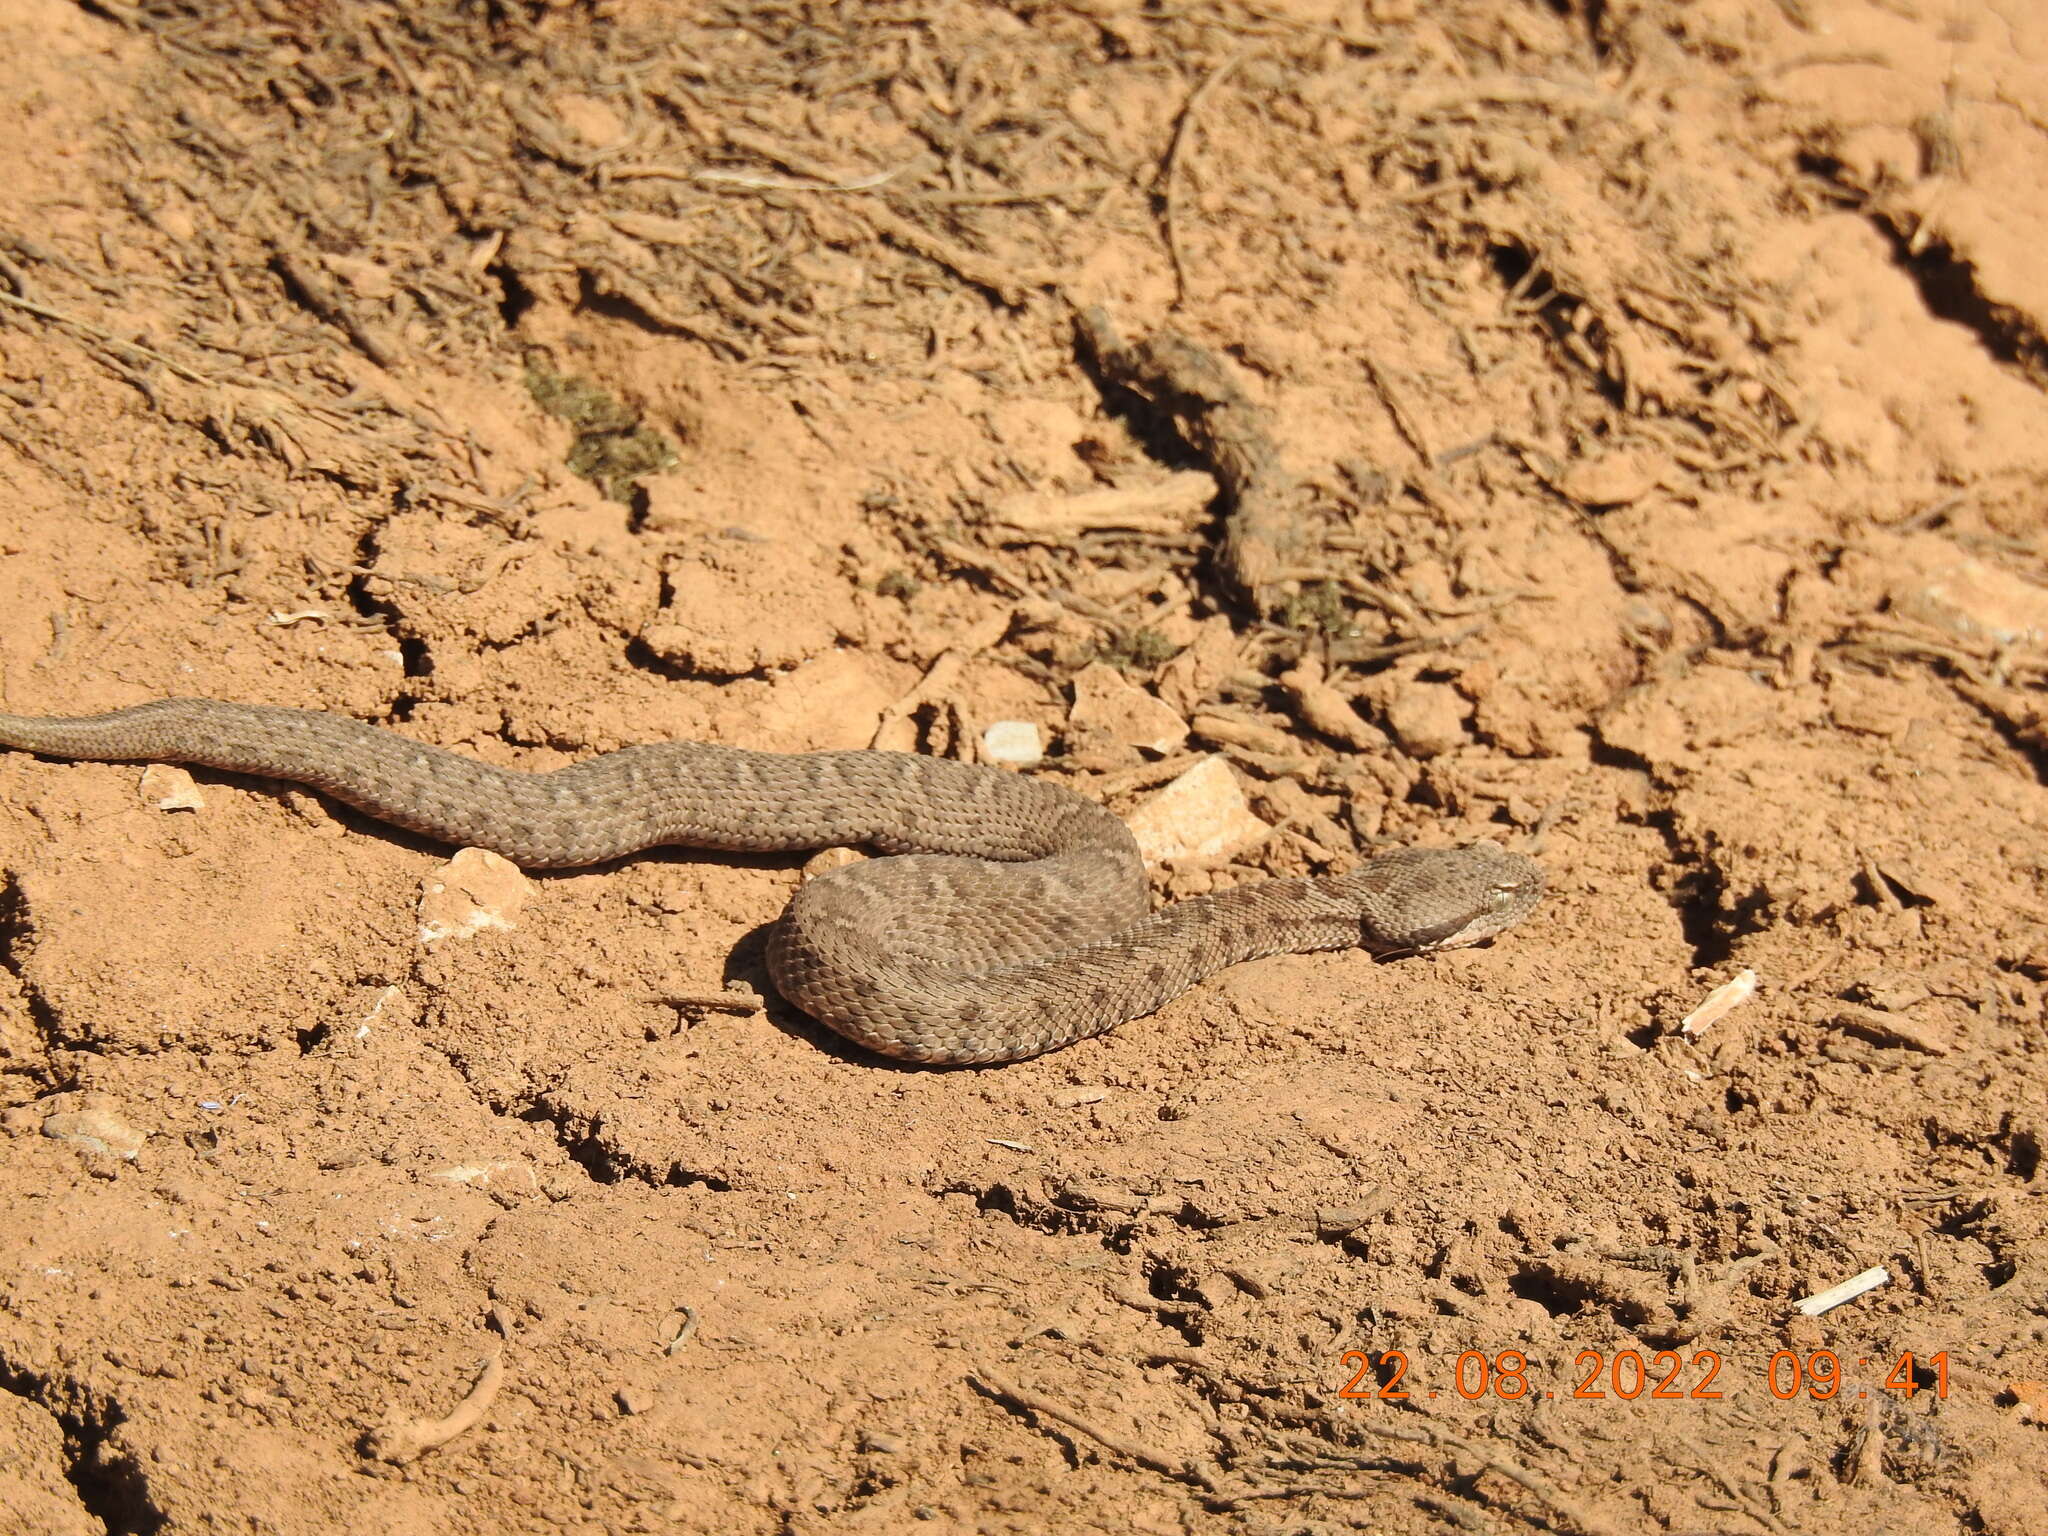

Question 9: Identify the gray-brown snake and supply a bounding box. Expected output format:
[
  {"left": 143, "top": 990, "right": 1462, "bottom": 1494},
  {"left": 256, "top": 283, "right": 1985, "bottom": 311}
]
[{"left": 0, "top": 699, "right": 1543, "bottom": 1063}]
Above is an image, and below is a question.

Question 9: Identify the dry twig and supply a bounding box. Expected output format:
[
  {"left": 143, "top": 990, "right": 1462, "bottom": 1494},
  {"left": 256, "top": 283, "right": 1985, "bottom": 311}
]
[{"left": 968, "top": 1370, "right": 1220, "bottom": 1492}]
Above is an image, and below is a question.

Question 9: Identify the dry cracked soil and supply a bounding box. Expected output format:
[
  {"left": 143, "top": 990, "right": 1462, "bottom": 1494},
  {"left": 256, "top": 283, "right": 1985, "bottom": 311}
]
[{"left": 0, "top": 2, "right": 2045, "bottom": 1534}]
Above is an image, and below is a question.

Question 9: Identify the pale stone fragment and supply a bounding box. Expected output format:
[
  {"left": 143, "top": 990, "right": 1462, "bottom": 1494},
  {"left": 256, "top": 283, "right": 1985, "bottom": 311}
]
[
  {"left": 1892, "top": 555, "right": 2048, "bottom": 647},
  {"left": 139, "top": 764, "right": 205, "bottom": 811},
  {"left": 1124, "top": 755, "right": 1271, "bottom": 864},
  {"left": 418, "top": 847, "right": 530, "bottom": 944},
  {"left": 41, "top": 1095, "right": 146, "bottom": 1160}
]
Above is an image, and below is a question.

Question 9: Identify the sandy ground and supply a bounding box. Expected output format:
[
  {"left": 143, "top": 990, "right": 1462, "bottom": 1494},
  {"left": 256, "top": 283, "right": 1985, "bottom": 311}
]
[{"left": 1, "top": 1, "right": 2045, "bottom": 1533}]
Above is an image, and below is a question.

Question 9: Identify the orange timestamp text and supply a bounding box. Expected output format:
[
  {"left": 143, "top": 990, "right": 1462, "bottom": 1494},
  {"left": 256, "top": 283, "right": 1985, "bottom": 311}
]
[{"left": 1337, "top": 1349, "right": 1953, "bottom": 1403}]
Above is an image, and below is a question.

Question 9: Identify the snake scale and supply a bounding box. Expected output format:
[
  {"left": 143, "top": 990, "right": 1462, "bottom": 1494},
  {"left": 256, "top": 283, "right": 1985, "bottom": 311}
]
[{"left": 0, "top": 699, "right": 1543, "bottom": 1064}]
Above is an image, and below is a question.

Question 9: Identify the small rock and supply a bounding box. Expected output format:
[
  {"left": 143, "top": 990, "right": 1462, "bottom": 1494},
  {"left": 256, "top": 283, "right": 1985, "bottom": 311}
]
[
  {"left": 418, "top": 848, "right": 530, "bottom": 944},
  {"left": 1556, "top": 447, "right": 1664, "bottom": 507},
  {"left": 2011, "top": 1378, "right": 2048, "bottom": 1426},
  {"left": 1155, "top": 615, "right": 1243, "bottom": 715},
  {"left": 1842, "top": 970, "right": 1933, "bottom": 1013},
  {"left": 615, "top": 1385, "right": 656, "bottom": 1416},
  {"left": 1124, "top": 756, "right": 1271, "bottom": 863},
  {"left": 551, "top": 91, "right": 629, "bottom": 148},
  {"left": 1383, "top": 686, "right": 1469, "bottom": 759},
  {"left": 980, "top": 720, "right": 1044, "bottom": 767},
  {"left": 1277, "top": 660, "right": 1383, "bottom": 751},
  {"left": 140, "top": 764, "right": 205, "bottom": 811},
  {"left": 1253, "top": 778, "right": 1351, "bottom": 856},
  {"left": 1866, "top": 855, "right": 1958, "bottom": 908},
  {"left": 801, "top": 846, "right": 866, "bottom": 880},
  {"left": 1050, "top": 1088, "right": 1107, "bottom": 1109},
  {"left": 424, "top": 1160, "right": 534, "bottom": 1191},
  {"left": 1316, "top": 1187, "right": 1395, "bottom": 1236},
  {"left": 1069, "top": 663, "right": 1188, "bottom": 754},
  {"left": 321, "top": 252, "right": 396, "bottom": 302},
  {"left": 42, "top": 1097, "right": 146, "bottom": 1160},
  {"left": 1892, "top": 554, "right": 2048, "bottom": 647}
]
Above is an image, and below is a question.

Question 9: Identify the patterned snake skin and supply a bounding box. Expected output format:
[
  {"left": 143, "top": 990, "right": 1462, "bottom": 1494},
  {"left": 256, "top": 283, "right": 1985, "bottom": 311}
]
[{"left": 0, "top": 699, "right": 1544, "bottom": 1063}]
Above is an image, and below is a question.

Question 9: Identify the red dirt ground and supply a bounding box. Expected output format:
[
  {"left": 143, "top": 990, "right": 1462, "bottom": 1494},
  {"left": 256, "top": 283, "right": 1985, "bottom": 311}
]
[{"left": 1, "top": 2, "right": 2044, "bottom": 1533}]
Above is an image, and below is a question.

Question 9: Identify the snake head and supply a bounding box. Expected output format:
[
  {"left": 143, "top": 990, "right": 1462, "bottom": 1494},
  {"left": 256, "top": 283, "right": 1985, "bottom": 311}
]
[
  {"left": 1324, "top": 843, "right": 1545, "bottom": 955},
  {"left": 1424, "top": 845, "right": 1545, "bottom": 951}
]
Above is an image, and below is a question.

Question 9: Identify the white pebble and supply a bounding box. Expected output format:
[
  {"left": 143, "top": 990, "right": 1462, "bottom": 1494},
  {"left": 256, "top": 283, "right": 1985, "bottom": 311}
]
[{"left": 981, "top": 720, "right": 1044, "bottom": 767}]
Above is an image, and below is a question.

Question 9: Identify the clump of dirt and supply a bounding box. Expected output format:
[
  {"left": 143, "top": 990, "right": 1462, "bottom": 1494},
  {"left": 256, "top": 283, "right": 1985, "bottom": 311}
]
[{"left": 1, "top": 1, "right": 2045, "bottom": 1533}]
